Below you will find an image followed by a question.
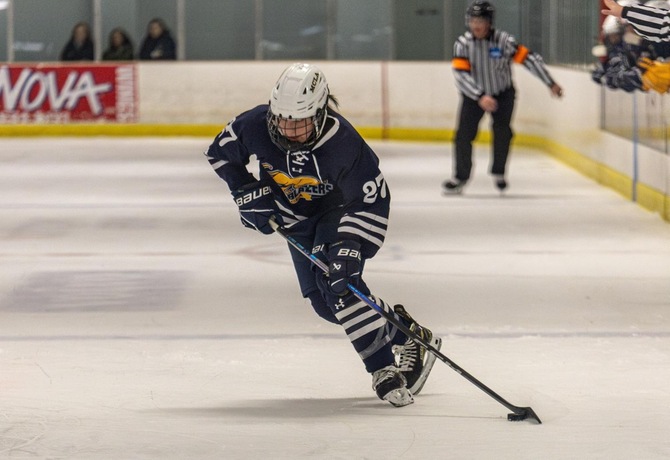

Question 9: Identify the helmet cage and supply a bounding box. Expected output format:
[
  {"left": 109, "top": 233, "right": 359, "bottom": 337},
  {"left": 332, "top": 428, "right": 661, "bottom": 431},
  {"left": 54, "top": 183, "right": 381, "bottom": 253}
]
[{"left": 267, "top": 104, "right": 327, "bottom": 152}]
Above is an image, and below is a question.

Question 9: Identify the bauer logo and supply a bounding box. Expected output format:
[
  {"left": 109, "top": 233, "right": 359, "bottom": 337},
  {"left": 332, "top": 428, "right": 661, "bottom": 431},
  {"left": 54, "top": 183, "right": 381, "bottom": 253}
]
[
  {"left": 337, "top": 248, "right": 360, "bottom": 259},
  {"left": 0, "top": 64, "right": 137, "bottom": 123},
  {"left": 235, "top": 186, "right": 271, "bottom": 206}
]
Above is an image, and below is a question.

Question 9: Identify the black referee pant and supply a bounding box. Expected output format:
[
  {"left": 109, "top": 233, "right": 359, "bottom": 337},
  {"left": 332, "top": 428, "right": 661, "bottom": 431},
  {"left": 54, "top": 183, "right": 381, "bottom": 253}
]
[{"left": 453, "top": 86, "right": 516, "bottom": 182}]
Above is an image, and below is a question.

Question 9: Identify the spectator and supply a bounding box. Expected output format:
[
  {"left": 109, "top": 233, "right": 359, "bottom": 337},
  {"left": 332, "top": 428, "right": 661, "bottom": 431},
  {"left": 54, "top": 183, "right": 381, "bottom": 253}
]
[
  {"left": 139, "top": 18, "right": 176, "bottom": 60},
  {"left": 102, "top": 28, "right": 134, "bottom": 61},
  {"left": 60, "top": 22, "right": 94, "bottom": 61}
]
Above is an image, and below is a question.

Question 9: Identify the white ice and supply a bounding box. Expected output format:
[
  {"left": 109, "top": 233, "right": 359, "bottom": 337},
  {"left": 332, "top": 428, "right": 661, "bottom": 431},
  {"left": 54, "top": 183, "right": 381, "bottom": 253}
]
[{"left": 0, "top": 137, "right": 669, "bottom": 459}]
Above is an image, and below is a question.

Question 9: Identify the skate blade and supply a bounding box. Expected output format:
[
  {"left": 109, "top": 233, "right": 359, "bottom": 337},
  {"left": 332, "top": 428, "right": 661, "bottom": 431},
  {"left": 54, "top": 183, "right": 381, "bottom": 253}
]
[
  {"left": 408, "top": 336, "right": 442, "bottom": 395},
  {"left": 384, "top": 388, "right": 414, "bottom": 407}
]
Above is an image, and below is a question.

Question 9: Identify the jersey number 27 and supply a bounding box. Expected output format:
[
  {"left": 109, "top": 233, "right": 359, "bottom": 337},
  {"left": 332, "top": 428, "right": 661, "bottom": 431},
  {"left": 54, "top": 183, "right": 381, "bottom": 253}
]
[{"left": 363, "top": 172, "right": 387, "bottom": 203}]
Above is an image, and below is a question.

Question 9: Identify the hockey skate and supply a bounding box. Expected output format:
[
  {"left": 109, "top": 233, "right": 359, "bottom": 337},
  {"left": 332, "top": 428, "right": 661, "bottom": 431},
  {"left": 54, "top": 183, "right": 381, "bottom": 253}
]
[
  {"left": 372, "top": 365, "right": 414, "bottom": 407},
  {"left": 442, "top": 179, "right": 465, "bottom": 195},
  {"left": 393, "top": 304, "right": 442, "bottom": 395},
  {"left": 494, "top": 175, "right": 507, "bottom": 193}
]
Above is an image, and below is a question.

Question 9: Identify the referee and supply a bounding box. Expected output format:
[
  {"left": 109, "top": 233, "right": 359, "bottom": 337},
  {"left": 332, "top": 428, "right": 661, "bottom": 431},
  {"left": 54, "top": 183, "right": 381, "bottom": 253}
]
[{"left": 443, "top": 1, "right": 563, "bottom": 194}]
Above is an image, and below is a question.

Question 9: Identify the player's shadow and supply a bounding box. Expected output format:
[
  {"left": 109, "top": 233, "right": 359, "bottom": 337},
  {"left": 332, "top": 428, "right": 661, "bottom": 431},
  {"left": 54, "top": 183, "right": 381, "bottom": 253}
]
[
  {"left": 144, "top": 395, "right": 445, "bottom": 419},
  {"left": 442, "top": 193, "right": 573, "bottom": 200}
]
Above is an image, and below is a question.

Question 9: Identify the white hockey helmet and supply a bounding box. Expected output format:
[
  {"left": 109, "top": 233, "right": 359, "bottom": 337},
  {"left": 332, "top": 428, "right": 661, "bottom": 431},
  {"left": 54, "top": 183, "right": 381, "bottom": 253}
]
[
  {"left": 267, "top": 63, "right": 330, "bottom": 151},
  {"left": 602, "top": 15, "right": 625, "bottom": 36}
]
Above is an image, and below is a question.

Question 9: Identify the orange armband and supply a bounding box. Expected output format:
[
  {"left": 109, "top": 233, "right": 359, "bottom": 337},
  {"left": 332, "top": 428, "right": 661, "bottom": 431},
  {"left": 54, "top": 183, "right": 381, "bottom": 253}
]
[
  {"left": 513, "top": 45, "right": 529, "bottom": 64},
  {"left": 452, "top": 58, "right": 471, "bottom": 71}
]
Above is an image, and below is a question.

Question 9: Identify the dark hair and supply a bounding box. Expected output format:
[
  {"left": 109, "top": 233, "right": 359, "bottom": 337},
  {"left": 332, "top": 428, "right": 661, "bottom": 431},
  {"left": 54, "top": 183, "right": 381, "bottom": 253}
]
[
  {"left": 327, "top": 94, "right": 340, "bottom": 111},
  {"left": 70, "top": 21, "right": 91, "bottom": 40},
  {"left": 108, "top": 27, "right": 132, "bottom": 49},
  {"left": 147, "top": 18, "right": 170, "bottom": 34}
]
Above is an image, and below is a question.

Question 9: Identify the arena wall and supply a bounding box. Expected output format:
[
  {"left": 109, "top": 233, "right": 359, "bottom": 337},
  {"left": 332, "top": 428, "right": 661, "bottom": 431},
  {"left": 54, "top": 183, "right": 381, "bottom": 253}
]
[{"left": 1, "top": 61, "right": 668, "bottom": 221}]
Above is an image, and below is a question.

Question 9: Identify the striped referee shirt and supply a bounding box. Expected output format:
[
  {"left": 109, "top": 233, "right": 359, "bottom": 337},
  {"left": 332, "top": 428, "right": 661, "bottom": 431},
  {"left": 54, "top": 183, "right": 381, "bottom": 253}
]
[
  {"left": 452, "top": 29, "right": 556, "bottom": 101},
  {"left": 623, "top": 4, "right": 670, "bottom": 43}
]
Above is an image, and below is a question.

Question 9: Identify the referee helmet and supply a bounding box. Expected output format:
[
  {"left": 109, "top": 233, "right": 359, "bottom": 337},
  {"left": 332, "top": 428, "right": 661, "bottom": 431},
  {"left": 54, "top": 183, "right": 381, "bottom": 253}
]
[{"left": 466, "top": 1, "right": 495, "bottom": 25}]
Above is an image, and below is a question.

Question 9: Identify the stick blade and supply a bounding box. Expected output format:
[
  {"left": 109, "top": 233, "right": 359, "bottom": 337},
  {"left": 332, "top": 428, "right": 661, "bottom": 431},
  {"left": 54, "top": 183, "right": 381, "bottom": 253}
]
[{"left": 507, "top": 407, "right": 542, "bottom": 424}]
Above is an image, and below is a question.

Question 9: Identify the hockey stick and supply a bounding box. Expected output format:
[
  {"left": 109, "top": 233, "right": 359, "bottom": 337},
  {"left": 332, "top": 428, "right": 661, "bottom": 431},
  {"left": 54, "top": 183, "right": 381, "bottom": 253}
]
[{"left": 270, "top": 219, "right": 541, "bottom": 424}]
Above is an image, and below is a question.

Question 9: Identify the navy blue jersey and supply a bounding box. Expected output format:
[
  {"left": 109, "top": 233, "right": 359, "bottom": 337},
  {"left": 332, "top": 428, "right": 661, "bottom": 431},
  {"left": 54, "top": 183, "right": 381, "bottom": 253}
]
[{"left": 205, "top": 104, "right": 390, "bottom": 258}]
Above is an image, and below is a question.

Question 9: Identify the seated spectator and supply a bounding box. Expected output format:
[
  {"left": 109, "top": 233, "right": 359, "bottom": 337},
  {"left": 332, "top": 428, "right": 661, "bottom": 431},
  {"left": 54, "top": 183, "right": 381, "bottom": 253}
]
[
  {"left": 60, "top": 21, "right": 94, "bottom": 61},
  {"left": 102, "top": 28, "right": 134, "bottom": 61},
  {"left": 139, "top": 18, "right": 176, "bottom": 60}
]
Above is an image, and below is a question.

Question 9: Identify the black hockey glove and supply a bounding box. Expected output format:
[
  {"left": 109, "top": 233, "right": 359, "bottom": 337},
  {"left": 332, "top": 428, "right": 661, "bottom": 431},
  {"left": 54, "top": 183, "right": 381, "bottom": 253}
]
[
  {"left": 327, "top": 240, "right": 362, "bottom": 295},
  {"left": 232, "top": 181, "right": 282, "bottom": 235}
]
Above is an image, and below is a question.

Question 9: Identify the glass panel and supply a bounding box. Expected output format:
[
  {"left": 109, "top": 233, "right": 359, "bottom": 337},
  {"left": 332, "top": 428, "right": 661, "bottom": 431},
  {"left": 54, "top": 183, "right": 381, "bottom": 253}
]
[
  {"left": 185, "top": 0, "right": 255, "bottom": 60},
  {"left": 0, "top": 2, "right": 7, "bottom": 61},
  {"left": 261, "top": 0, "right": 327, "bottom": 60},
  {"left": 445, "top": 1, "right": 467, "bottom": 59},
  {"left": 0, "top": 0, "right": 612, "bottom": 65},
  {"left": 521, "top": 0, "right": 545, "bottom": 56},
  {"left": 544, "top": 0, "right": 601, "bottom": 67},
  {"left": 639, "top": 92, "right": 668, "bottom": 153},
  {"left": 393, "top": 0, "right": 444, "bottom": 60},
  {"left": 603, "top": 90, "right": 635, "bottom": 140},
  {"left": 604, "top": 90, "right": 669, "bottom": 154},
  {"left": 13, "top": 0, "right": 92, "bottom": 62},
  {"left": 333, "top": 0, "right": 392, "bottom": 60},
  {"left": 495, "top": 0, "right": 521, "bottom": 39}
]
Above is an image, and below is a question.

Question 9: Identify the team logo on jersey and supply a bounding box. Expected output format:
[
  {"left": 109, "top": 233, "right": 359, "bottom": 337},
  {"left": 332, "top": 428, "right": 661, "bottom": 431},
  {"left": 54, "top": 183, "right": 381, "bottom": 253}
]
[
  {"left": 489, "top": 46, "right": 502, "bottom": 59},
  {"left": 334, "top": 298, "right": 346, "bottom": 310},
  {"left": 262, "top": 163, "right": 333, "bottom": 204}
]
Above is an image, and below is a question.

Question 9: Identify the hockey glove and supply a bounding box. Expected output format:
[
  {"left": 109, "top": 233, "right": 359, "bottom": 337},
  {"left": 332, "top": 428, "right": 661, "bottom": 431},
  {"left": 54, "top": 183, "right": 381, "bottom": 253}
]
[
  {"left": 639, "top": 57, "right": 670, "bottom": 93},
  {"left": 232, "top": 181, "right": 282, "bottom": 235},
  {"left": 327, "top": 240, "right": 362, "bottom": 296}
]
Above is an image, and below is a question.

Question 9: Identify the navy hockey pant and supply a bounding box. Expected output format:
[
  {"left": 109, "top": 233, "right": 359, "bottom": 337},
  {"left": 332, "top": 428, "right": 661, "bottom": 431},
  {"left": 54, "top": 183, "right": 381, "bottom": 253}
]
[
  {"left": 454, "top": 86, "right": 516, "bottom": 181},
  {"left": 285, "top": 208, "right": 407, "bottom": 373}
]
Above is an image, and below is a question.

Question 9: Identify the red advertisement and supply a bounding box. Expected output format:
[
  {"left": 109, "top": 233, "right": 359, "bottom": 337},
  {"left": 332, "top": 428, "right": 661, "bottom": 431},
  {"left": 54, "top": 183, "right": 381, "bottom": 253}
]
[{"left": 0, "top": 64, "right": 137, "bottom": 123}]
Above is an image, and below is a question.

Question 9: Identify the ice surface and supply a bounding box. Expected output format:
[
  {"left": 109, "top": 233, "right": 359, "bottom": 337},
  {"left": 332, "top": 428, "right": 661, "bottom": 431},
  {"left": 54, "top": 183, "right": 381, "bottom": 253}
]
[{"left": 0, "top": 137, "right": 669, "bottom": 459}]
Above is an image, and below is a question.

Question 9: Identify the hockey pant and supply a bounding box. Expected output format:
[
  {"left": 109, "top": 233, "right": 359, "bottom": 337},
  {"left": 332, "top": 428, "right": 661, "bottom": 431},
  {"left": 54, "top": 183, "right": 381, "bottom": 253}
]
[
  {"left": 285, "top": 210, "right": 408, "bottom": 373},
  {"left": 454, "top": 86, "right": 516, "bottom": 181}
]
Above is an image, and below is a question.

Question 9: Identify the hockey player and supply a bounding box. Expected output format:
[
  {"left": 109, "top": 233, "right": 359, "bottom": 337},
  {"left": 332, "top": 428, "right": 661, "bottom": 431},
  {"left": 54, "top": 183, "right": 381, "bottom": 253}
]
[
  {"left": 591, "top": 15, "right": 656, "bottom": 93},
  {"left": 204, "top": 63, "right": 442, "bottom": 407}
]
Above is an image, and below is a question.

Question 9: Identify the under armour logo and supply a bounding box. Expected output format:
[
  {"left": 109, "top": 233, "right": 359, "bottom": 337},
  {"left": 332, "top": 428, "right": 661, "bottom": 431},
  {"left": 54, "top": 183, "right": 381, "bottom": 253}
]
[{"left": 334, "top": 298, "right": 346, "bottom": 309}]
